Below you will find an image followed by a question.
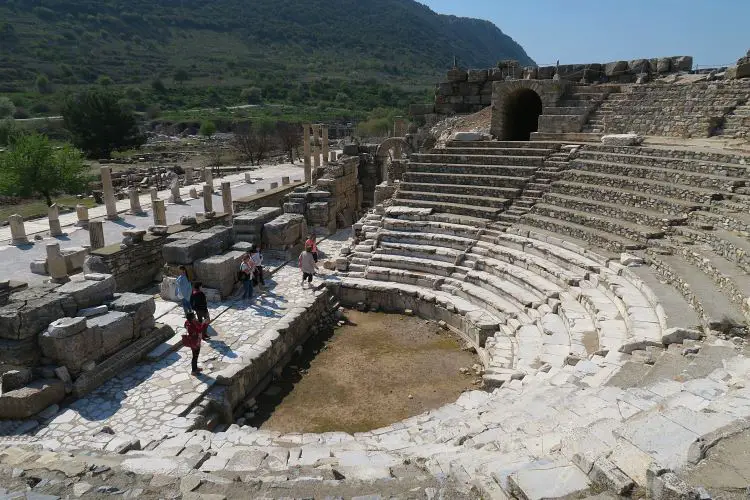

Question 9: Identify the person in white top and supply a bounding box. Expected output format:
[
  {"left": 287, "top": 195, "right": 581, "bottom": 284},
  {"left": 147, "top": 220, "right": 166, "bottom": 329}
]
[
  {"left": 239, "top": 254, "right": 256, "bottom": 300},
  {"left": 250, "top": 244, "right": 265, "bottom": 288}
]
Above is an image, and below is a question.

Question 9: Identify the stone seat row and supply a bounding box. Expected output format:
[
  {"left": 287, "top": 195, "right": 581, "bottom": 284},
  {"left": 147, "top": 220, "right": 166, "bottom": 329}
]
[{"left": 348, "top": 207, "right": 666, "bottom": 378}]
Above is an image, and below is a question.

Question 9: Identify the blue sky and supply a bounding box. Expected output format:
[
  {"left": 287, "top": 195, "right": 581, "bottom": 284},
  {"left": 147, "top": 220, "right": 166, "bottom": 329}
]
[{"left": 420, "top": 0, "right": 748, "bottom": 68}]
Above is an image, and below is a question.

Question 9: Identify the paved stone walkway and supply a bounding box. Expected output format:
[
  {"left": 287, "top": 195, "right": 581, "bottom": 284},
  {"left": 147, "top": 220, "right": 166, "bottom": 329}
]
[
  {"left": 27, "top": 231, "right": 349, "bottom": 449},
  {"left": 0, "top": 163, "right": 304, "bottom": 285}
]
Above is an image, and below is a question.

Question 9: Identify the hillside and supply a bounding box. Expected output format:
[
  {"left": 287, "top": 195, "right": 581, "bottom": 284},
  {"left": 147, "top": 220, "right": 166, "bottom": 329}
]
[{"left": 0, "top": 0, "right": 534, "bottom": 88}]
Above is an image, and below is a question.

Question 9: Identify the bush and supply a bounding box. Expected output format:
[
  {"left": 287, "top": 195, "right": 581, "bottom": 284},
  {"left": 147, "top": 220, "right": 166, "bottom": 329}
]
[
  {"left": 36, "top": 74, "right": 52, "bottom": 94},
  {"left": 199, "top": 120, "right": 217, "bottom": 138},
  {"left": 97, "top": 75, "right": 114, "bottom": 86},
  {"left": 0, "top": 97, "right": 15, "bottom": 119},
  {"left": 12, "top": 107, "right": 29, "bottom": 119},
  {"left": 241, "top": 87, "right": 262, "bottom": 105},
  {"left": 145, "top": 103, "right": 161, "bottom": 119},
  {"left": 151, "top": 78, "right": 166, "bottom": 93},
  {"left": 0, "top": 119, "right": 23, "bottom": 147}
]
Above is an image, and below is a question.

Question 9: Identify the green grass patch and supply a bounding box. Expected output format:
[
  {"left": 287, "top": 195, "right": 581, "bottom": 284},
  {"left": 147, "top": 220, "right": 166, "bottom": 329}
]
[{"left": 0, "top": 196, "right": 97, "bottom": 224}]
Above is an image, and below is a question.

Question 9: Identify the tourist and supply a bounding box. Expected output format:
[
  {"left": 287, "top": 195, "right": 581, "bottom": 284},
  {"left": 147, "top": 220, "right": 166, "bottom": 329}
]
[
  {"left": 250, "top": 245, "right": 265, "bottom": 288},
  {"left": 299, "top": 244, "right": 319, "bottom": 287},
  {"left": 305, "top": 234, "right": 319, "bottom": 262},
  {"left": 190, "top": 281, "right": 210, "bottom": 324},
  {"left": 175, "top": 266, "right": 193, "bottom": 314},
  {"left": 183, "top": 311, "right": 209, "bottom": 375},
  {"left": 239, "top": 253, "right": 256, "bottom": 299}
]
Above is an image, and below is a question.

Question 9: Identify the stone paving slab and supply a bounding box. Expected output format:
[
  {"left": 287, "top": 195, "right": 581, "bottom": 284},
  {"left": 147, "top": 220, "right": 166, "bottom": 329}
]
[{"left": 26, "top": 232, "right": 348, "bottom": 446}]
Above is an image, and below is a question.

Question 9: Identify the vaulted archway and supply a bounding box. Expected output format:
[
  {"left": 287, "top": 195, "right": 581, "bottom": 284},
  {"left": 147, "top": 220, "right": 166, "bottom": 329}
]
[{"left": 502, "top": 88, "right": 543, "bottom": 141}]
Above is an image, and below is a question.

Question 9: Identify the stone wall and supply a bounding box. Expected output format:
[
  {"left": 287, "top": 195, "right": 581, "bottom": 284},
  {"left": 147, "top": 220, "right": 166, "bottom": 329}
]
[
  {"left": 233, "top": 181, "right": 305, "bottom": 213},
  {"left": 88, "top": 214, "right": 231, "bottom": 292},
  {"left": 597, "top": 80, "right": 750, "bottom": 138},
  {"left": 411, "top": 56, "right": 693, "bottom": 118}
]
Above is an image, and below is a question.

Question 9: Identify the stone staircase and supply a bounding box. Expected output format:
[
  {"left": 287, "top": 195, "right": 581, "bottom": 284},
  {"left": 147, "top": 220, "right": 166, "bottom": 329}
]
[
  {"left": 720, "top": 99, "right": 750, "bottom": 139},
  {"left": 395, "top": 140, "right": 560, "bottom": 221},
  {"left": 538, "top": 84, "right": 617, "bottom": 135},
  {"left": 518, "top": 144, "right": 750, "bottom": 331},
  {"left": 581, "top": 89, "right": 624, "bottom": 133}
]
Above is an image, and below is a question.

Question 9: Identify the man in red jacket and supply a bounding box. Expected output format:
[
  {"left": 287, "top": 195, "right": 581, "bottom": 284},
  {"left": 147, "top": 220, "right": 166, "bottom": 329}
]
[{"left": 183, "top": 311, "right": 209, "bottom": 375}]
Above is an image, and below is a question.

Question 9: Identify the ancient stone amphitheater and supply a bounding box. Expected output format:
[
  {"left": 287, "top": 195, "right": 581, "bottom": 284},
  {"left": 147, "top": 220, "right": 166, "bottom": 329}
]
[{"left": 1, "top": 58, "right": 750, "bottom": 499}]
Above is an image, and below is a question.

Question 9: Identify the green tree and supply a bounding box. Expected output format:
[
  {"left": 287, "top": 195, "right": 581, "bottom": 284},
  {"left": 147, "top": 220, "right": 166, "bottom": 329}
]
[
  {"left": 0, "top": 134, "right": 89, "bottom": 206},
  {"left": 36, "top": 74, "right": 52, "bottom": 94},
  {"left": 97, "top": 75, "right": 114, "bottom": 86},
  {"left": 173, "top": 69, "right": 190, "bottom": 84},
  {"left": 199, "top": 120, "right": 217, "bottom": 138},
  {"left": 151, "top": 78, "right": 166, "bottom": 93},
  {"left": 62, "top": 89, "right": 146, "bottom": 158},
  {"left": 0, "top": 97, "right": 15, "bottom": 119},
  {"left": 0, "top": 119, "right": 24, "bottom": 147},
  {"left": 241, "top": 87, "right": 262, "bottom": 105}
]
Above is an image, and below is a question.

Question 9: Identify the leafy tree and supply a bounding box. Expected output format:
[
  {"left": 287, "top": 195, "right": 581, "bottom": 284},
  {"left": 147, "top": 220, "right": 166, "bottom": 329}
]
[
  {"left": 97, "top": 75, "right": 114, "bottom": 86},
  {"left": 199, "top": 120, "right": 216, "bottom": 138},
  {"left": 62, "top": 89, "right": 145, "bottom": 158},
  {"left": 0, "top": 97, "right": 15, "bottom": 119},
  {"left": 173, "top": 69, "right": 190, "bottom": 84},
  {"left": 36, "top": 74, "right": 52, "bottom": 94},
  {"left": 151, "top": 78, "right": 166, "bottom": 93},
  {"left": 0, "top": 119, "right": 24, "bottom": 147},
  {"left": 241, "top": 87, "right": 262, "bottom": 105},
  {"left": 0, "top": 134, "right": 90, "bottom": 206}
]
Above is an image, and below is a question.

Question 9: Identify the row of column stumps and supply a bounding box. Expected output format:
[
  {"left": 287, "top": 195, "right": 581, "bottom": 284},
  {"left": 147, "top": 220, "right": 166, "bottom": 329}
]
[{"left": 302, "top": 123, "right": 331, "bottom": 185}]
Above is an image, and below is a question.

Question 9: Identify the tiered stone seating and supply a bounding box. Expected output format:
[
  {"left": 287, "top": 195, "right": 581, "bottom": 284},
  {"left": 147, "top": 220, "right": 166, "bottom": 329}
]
[
  {"left": 537, "top": 85, "right": 615, "bottom": 135},
  {"left": 519, "top": 143, "right": 750, "bottom": 329},
  {"left": 347, "top": 206, "right": 670, "bottom": 385},
  {"left": 395, "top": 141, "right": 558, "bottom": 220}
]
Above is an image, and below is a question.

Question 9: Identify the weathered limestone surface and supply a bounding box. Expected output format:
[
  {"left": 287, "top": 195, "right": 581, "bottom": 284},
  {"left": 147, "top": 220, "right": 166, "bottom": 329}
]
[
  {"left": 0, "top": 379, "right": 65, "bottom": 419},
  {"left": 56, "top": 274, "right": 116, "bottom": 310},
  {"left": 194, "top": 251, "right": 245, "bottom": 298},
  {"left": 262, "top": 213, "right": 306, "bottom": 259},
  {"left": 162, "top": 226, "right": 233, "bottom": 265}
]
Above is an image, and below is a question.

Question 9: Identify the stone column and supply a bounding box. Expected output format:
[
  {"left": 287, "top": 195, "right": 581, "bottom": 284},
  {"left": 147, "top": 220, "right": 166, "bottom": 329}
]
[
  {"left": 189, "top": 187, "right": 198, "bottom": 199},
  {"left": 46, "top": 243, "right": 69, "bottom": 283},
  {"left": 302, "top": 123, "right": 312, "bottom": 185},
  {"left": 184, "top": 167, "right": 193, "bottom": 183},
  {"left": 203, "top": 184, "right": 213, "bottom": 213},
  {"left": 245, "top": 173, "right": 254, "bottom": 184},
  {"left": 76, "top": 204, "right": 89, "bottom": 228},
  {"left": 312, "top": 125, "right": 321, "bottom": 168},
  {"left": 393, "top": 116, "right": 406, "bottom": 159},
  {"left": 89, "top": 220, "right": 105, "bottom": 250},
  {"left": 8, "top": 214, "right": 28, "bottom": 245},
  {"left": 153, "top": 199, "right": 167, "bottom": 226},
  {"left": 322, "top": 126, "right": 329, "bottom": 165},
  {"left": 128, "top": 188, "right": 144, "bottom": 215},
  {"left": 204, "top": 168, "right": 213, "bottom": 190},
  {"left": 48, "top": 204, "right": 63, "bottom": 237},
  {"left": 282, "top": 176, "right": 290, "bottom": 185},
  {"left": 100, "top": 167, "right": 119, "bottom": 220},
  {"left": 330, "top": 151, "right": 337, "bottom": 163},
  {"left": 170, "top": 183, "right": 183, "bottom": 204},
  {"left": 221, "top": 181, "right": 232, "bottom": 216},
  {"left": 150, "top": 187, "right": 158, "bottom": 202}
]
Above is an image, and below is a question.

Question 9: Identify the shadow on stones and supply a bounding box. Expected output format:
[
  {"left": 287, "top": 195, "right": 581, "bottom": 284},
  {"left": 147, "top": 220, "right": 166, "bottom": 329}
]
[
  {"left": 206, "top": 338, "right": 237, "bottom": 359},
  {"left": 112, "top": 218, "right": 136, "bottom": 229}
]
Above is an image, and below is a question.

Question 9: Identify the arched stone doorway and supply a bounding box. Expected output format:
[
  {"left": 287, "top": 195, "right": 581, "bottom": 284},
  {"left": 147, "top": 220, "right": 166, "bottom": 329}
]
[{"left": 502, "top": 89, "right": 543, "bottom": 141}]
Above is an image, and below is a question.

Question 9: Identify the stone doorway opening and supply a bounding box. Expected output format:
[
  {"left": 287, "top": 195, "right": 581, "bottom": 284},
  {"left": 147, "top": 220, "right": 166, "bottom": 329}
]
[{"left": 502, "top": 88, "right": 543, "bottom": 140}]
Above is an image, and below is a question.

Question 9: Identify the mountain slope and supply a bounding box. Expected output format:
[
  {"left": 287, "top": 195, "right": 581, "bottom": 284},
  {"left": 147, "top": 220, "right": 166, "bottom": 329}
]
[{"left": 0, "top": 0, "right": 534, "bottom": 87}]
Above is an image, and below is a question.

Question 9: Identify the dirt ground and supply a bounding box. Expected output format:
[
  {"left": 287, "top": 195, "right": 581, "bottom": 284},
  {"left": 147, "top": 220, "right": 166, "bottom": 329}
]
[{"left": 255, "top": 310, "right": 481, "bottom": 434}]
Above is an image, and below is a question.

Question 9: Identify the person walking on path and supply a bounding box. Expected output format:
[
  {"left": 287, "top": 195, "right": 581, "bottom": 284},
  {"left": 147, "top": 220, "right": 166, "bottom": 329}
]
[
  {"left": 176, "top": 266, "right": 193, "bottom": 314},
  {"left": 250, "top": 245, "right": 265, "bottom": 288},
  {"left": 239, "top": 253, "right": 256, "bottom": 300},
  {"left": 299, "top": 244, "right": 319, "bottom": 287},
  {"left": 183, "top": 311, "right": 209, "bottom": 375},
  {"left": 305, "top": 234, "right": 319, "bottom": 262},
  {"left": 190, "top": 281, "right": 210, "bottom": 324}
]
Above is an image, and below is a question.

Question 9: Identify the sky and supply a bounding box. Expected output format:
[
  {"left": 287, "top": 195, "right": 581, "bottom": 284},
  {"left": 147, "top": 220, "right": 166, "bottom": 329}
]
[{"left": 420, "top": 0, "right": 748, "bottom": 68}]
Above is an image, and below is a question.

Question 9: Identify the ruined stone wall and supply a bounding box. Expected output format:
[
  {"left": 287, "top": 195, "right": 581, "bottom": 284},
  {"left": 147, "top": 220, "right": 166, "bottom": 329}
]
[
  {"left": 233, "top": 181, "right": 305, "bottom": 213},
  {"left": 600, "top": 80, "right": 750, "bottom": 137},
  {"left": 89, "top": 214, "right": 231, "bottom": 292},
  {"left": 411, "top": 56, "right": 693, "bottom": 118}
]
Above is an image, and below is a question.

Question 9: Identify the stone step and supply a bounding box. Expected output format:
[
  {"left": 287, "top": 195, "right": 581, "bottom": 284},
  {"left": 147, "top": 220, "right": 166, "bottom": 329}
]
[
  {"left": 348, "top": 264, "right": 367, "bottom": 272},
  {"left": 407, "top": 162, "right": 537, "bottom": 178},
  {"left": 627, "top": 265, "right": 702, "bottom": 330},
  {"left": 647, "top": 251, "right": 747, "bottom": 330},
  {"left": 381, "top": 217, "right": 483, "bottom": 240},
  {"left": 379, "top": 228, "right": 474, "bottom": 251},
  {"left": 518, "top": 214, "right": 643, "bottom": 252},
  {"left": 378, "top": 241, "right": 463, "bottom": 264},
  {"left": 391, "top": 198, "right": 503, "bottom": 219},
  {"left": 673, "top": 226, "right": 750, "bottom": 272},
  {"left": 400, "top": 181, "right": 520, "bottom": 199},
  {"left": 436, "top": 147, "right": 552, "bottom": 157},
  {"left": 543, "top": 106, "right": 589, "bottom": 115},
  {"left": 571, "top": 159, "right": 745, "bottom": 192},
  {"left": 583, "top": 144, "right": 750, "bottom": 166},
  {"left": 445, "top": 140, "right": 562, "bottom": 150},
  {"left": 531, "top": 203, "right": 664, "bottom": 243},
  {"left": 541, "top": 192, "right": 687, "bottom": 228},
  {"left": 562, "top": 170, "right": 723, "bottom": 204},
  {"left": 576, "top": 150, "right": 750, "bottom": 178},
  {"left": 403, "top": 171, "right": 528, "bottom": 189},
  {"left": 397, "top": 190, "right": 510, "bottom": 209},
  {"left": 470, "top": 245, "right": 570, "bottom": 293},
  {"left": 549, "top": 180, "right": 703, "bottom": 215},
  {"left": 690, "top": 209, "right": 750, "bottom": 233},
  {"left": 411, "top": 153, "right": 545, "bottom": 167}
]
